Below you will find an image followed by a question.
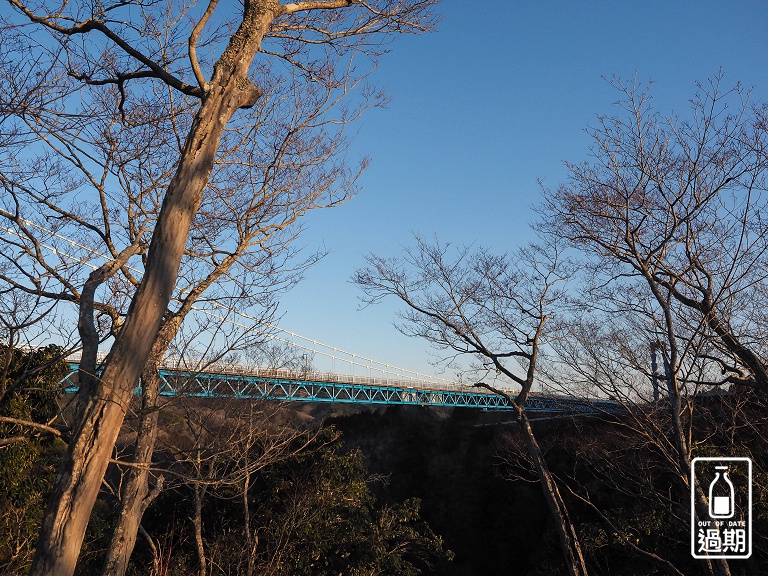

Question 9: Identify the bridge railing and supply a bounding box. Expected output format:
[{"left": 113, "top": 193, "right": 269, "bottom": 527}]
[
  {"left": 65, "top": 353, "right": 489, "bottom": 395},
  {"left": 164, "top": 361, "right": 491, "bottom": 395}
]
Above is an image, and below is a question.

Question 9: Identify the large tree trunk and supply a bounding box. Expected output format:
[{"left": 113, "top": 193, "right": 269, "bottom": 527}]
[
  {"left": 101, "top": 317, "right": 185, "bottom": 576},
  {"left": 701, "top": 304, "right": 768, "bottom": 392},
  {"left": 29, "top": 7, "right": 271, "bottom": 574},
  {"left": 100, "top": 369, "right": 162, "bottom": 576}
]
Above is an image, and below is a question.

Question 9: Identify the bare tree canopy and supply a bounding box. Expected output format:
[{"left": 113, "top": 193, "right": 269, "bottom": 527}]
[
  {"left": 543, "top": 74, "right": 768, "bottom": 393},
  {"left": 1, "top": 1, "right": 441, "bottom": 574},
  {"left": 535, "top": 75, "right": 768, "bottom": 576},
  {"left": 354, "top": 235, "right": 589, "bottom": 576},
  {"left": 355, "top": 236, "right": 572, "bottom": 397}
]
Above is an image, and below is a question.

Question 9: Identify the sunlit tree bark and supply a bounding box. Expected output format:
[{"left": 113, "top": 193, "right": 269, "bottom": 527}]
[{"left": 1, "top": 2, "right": 440, "bottom": 574}]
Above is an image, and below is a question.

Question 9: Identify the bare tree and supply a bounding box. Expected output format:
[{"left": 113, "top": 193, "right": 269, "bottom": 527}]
[
  {"left": 154, "top": 398, "right": 314, "bottom": 576},
  {"left": 546, "top": 292, "right": 733, "bottom": 575},
  {"left": 103, "top": 332, "right": 316, "bottom": 576},
  {"left": 354, "top": 235, "right": 589, "bottom": 576},
  {"left": 544, "top": 73, "right": 768, "bottom": 393},
  {"left": 539, "top": 74, "right": 768, "bottom": 576},
  {"left": 0, "top": 2, "right": 441, "bottom": 574},
  {"left": 101, "top": 310, "right": 278, "bottom": 576}
]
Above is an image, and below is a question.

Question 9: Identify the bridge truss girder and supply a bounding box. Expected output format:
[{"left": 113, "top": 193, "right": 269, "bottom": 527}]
[{"left": 61, "top": 364, "right": 619, "bottom": 414}]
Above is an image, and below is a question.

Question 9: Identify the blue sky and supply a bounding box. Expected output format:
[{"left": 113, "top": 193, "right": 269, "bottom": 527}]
[{"left": 276, "top": 1, "right": 768, "bottom": 378}]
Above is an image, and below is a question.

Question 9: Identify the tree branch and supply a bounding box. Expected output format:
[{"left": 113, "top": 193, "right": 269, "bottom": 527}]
[
  {"left": 188, "top": 0, "right": 220, "bottom": 92},
  {"left": 281, "top": 0, "right": 358, "bottom": 15},
  {"left": 7, "top": 0, "right": 203, "bottom": 97},
  {"left": 0, "top": 416, "right": 65, "bottom": 440}
]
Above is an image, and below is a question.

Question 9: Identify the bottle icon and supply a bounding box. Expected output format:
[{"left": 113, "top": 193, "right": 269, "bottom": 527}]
[{"left": 709, "top": 465, "right": 734, "bottom": 518}]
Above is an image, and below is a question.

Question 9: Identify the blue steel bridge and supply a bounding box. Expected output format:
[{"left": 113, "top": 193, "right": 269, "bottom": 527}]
[
  {"left": 63, "top": 361, "right": 621, "bottom": 414},
  {"left": 11, "top": 221, "right": 619, "bottom": 416}
]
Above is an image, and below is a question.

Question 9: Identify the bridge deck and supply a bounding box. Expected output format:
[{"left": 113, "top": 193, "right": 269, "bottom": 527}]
[{"left": 62, "top": 363, "right": 620, "bottom": 413}]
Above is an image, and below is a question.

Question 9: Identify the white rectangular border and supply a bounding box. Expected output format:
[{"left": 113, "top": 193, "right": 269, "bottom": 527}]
[{"left": 691, "top": 457, "right": 752, "bottom": 559}]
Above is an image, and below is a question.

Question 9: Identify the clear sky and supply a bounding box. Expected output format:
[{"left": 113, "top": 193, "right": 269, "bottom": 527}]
[{"left": 275, "top": 1, "right": 768, "bottom": 379}]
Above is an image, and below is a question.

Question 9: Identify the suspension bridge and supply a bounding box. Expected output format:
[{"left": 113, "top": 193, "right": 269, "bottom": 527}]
[
  {"left": 6, "top": 215, "right": 620, "bottom": 415},
  {"left": 61, "top": 359, "right": 620, "bottom": 413}
]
